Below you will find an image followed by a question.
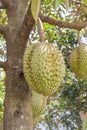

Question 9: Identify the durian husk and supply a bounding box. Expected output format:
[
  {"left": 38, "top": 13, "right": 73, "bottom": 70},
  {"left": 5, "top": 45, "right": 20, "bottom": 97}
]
[
  {"left": 70, "top": 44, "right": 87, "bottom": 79},
  {"left": 23, "top": 43, "right": 65, "bottom": 96},
  {"left": 32, "top": 90, "right": 46, "bottom": 118},
  {"left": 33, "top": 116, "right": 41, "bottom": 127}
]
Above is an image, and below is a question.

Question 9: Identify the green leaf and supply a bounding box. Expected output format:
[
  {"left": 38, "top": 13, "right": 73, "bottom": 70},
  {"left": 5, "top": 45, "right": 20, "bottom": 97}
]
[
  {"left": 62, "top": 0, "right": 69, "bottom": 8},
  {"left": 55, "top": 0, "right": 62, "bottom": 8},
  {"left": 55, "top": 0, "right": 69, "bottom": 8},
  {"left": 31, "top": 0, "right": 41, "bottom": 23}
]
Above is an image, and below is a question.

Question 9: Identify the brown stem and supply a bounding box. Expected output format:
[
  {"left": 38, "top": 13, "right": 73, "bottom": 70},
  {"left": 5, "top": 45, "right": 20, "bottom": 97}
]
[
  {"left": 78, "top": 30, "right": 81, "bottom": 45},
  {"left": 39, "top": 14, "right": 87, "bottom": 30},
  {"left": 37, "top": 17, "right": 44, "bottom": 43}
]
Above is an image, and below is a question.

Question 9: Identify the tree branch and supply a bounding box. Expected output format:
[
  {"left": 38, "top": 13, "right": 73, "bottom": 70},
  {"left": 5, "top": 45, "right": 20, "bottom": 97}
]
[
  {"left": 39, "top": 14, "right": 87, "bottom": 30},
  {"left": 0, "top": 61, "right": 8, "bottom": 70},
  {"left": 15, "top": 6, "right": 35, "bottom": 42}
]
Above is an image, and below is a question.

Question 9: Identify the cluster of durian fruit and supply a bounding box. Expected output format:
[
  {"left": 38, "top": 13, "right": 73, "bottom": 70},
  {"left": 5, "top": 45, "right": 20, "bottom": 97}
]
[
  {"left": 23, "top": 43, "right": 66, "bottom": 126},
  {"left": 23, "top": 42, "right": 87, "bottom": 127}
]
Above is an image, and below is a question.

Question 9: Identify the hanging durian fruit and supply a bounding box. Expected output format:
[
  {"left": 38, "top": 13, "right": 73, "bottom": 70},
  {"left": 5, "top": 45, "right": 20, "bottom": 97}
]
[
  {"left": 32, "top": 91, "right": 46, "bottom": 127},
  {"left": 32, "top": 90, "right": 46, "bottom": 118},
  {"left": 23, "top": 43, "right": 65, "bottom": 96},
  {"left": 69, "top": 44, "right": 87, "bottom": 79},
  {"left": 23, "top": 17, "right": 65, "bottom": 96}
]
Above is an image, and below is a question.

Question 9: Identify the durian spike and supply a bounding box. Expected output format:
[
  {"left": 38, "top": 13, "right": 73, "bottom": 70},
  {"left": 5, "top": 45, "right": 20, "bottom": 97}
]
[
  {"left": 78, "top": 30, "right": 81, "bottom": 46},
  {"left": 37, "top": 17, "right": 44, "bottom": 43}
]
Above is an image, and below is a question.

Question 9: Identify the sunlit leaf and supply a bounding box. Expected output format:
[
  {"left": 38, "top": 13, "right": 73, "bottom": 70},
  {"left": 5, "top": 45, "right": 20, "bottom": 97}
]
[
  {"left": 0, "top": 10, "right": 8, "bottom": 25},
  {"left": 31, "top": 0, "right": 41, "bottom": 23},
  {"left": 55, "top": 0, "right": 62, "bottom": 8}
]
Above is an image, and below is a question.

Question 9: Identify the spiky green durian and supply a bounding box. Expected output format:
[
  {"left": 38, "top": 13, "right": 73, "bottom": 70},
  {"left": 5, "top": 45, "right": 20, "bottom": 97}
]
[
  {"left": 23, "top": 44, "right": 37, "bottom": 85},
  {"left": 70, "top": 44, "right": 87, "bottom": 79},
  {"left": 33, "top": 116, "right": 40, "bottom": 127},
  {"left": 23, "top": 43, "right": 65, "bottom": 96},
  {"left": 32, "top": 91, "right": 46, "bottom": 118}
]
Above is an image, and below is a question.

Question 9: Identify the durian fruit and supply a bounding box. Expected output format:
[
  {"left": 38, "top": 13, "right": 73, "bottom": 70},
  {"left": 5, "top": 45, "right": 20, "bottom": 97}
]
[
  {"left": 23, "top": 43, "right": 65, "bottom": 96},
  {"left": 32, "top": 90, "right": 46, "bottom": 118},
  {"left": 69, "top": 44, "right": 87, "bottom": 79},
  {"left": 23, "top": 44, "right": 37, "bottom": 85},
  {"left": 32, "top": 91, "right": 46, "bottom": 127},
  {"left": 33, "top": 116, "right": 40, "bottom": 127}
]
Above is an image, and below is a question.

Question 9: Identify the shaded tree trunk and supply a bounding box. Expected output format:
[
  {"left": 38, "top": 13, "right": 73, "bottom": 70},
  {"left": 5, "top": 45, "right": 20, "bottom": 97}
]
[{"left": 0, "top": 0, "right": 35, "bottom": 130}]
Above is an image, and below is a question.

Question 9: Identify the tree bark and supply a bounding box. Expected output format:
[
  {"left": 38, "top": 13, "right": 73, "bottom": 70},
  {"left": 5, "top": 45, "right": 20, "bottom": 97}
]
[
  {"left": 39, "top": 14, "right": 87, "bottom": 30},
  {"left": 2, "top": 0, "right": 35, "bottom": 130},
  {"left": 4, "top": 43, "right": 33, "bottom": 130},
  {"left": 0, "top": 61, "right": 7, "bottom": 70}
]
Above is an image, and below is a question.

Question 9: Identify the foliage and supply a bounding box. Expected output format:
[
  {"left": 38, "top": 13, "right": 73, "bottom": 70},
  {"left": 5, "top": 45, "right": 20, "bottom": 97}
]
[
  {"left": 0, "top": 37, "right": 6, "bottom": 122},
  {"left": 0, "top": 9, "right": 8, "bottom": 25},
  {"left": 83, "top": 119, "right": 87, "bottom": 130},
  {"left": 0, "top": 68, "right": 5, "bottom": 122},
  {"left": 0, "top": 36, "right": 6, "bottom": 61}
]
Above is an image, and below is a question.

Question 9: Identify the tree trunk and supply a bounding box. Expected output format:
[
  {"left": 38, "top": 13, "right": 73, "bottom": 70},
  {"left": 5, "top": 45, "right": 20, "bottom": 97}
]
[
  {"left": 2, "top": 1, "right": 35, "bottom": 130},
  {"left": 4, "top": 42, "right": 33, "bottom": 130}
]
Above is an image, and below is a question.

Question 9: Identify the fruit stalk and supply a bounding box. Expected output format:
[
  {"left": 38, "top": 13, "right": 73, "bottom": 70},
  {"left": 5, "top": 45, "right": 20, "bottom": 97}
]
[
  {"left": 37, "top": 17, "right": 44, "bottom": 43},
  {"left": 78, "top": 30, "right": 81, "bottom": 45}
]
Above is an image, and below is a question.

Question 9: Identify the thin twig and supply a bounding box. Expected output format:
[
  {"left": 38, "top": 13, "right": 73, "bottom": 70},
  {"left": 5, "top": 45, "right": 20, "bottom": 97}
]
[{"left": 78, "top": 30, "right": 81, "bottom": 45}]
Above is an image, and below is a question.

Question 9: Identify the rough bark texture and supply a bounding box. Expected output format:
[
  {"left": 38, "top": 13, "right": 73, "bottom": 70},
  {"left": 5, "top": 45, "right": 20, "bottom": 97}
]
[
  {"left": 39, "top": 14, "right": 87, "bottom": 30},
  {"left": 2, "top": 1, "right": 35, "bottom": 130}
]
